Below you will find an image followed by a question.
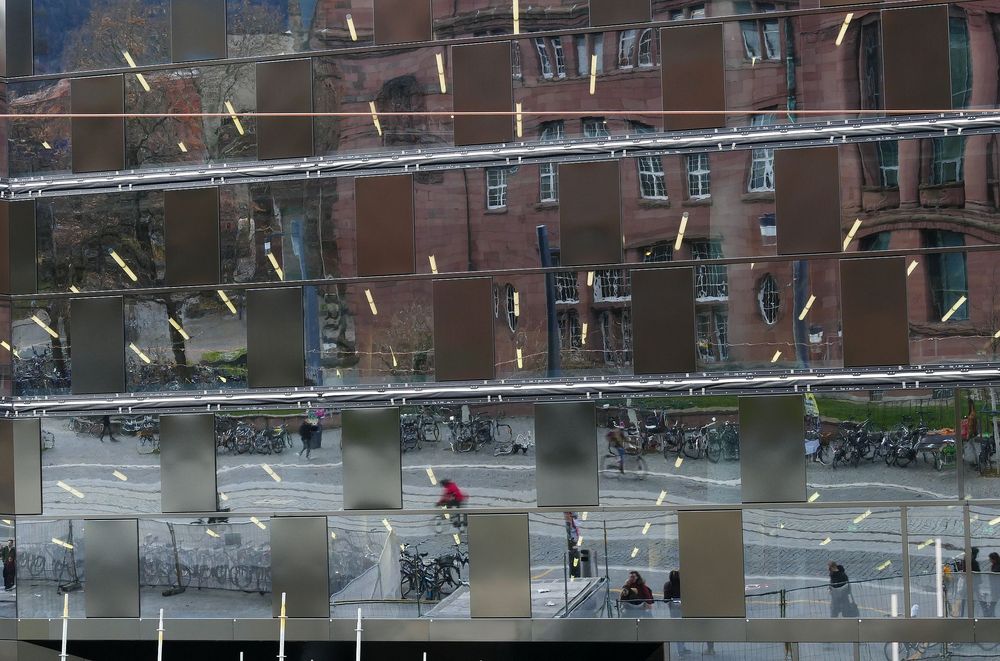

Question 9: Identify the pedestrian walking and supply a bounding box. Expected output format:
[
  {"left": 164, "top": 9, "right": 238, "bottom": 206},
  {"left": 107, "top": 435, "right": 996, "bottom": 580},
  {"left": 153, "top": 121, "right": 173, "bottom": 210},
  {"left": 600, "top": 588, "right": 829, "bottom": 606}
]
[
  {"left": 297, "top": 417, "right": 318, "bottom": 459},
  {"left": 663, "top": 571, "right": 714, "bottom": 656},
  {"left": 984, "top": 552, "right": 1000, "bottom": 617},
  {"left": 619, "top": 570, "right": 653, "bottom": 616},
  {"left": 98, "top": 414, "right": 118, "bottom": 442},
  {"left": 436, "top": 479, "right": 467, "bottom": 531},
  {"left": 828, "top": 561, "right": 857, "bottom": 617}
]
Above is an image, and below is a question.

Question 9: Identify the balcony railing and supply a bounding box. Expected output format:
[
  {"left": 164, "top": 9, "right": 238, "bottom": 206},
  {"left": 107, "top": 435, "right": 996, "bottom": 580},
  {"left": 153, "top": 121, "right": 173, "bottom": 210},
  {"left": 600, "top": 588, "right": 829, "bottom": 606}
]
[{"left": 593, "top": 269, "right": 631, "bottom": 302}]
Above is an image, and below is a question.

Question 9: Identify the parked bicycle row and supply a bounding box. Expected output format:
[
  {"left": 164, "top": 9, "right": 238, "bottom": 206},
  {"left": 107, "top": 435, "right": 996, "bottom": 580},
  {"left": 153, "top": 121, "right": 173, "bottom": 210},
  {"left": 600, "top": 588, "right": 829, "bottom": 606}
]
[
  {"left": 812, "top": 414, "right": 956, "bottom": 472},
  {"left": 399, "top": 543, "right": 468, "bottom": 602},
  {"left": 216, "top": 417, "right": 292, "bottom": 456}
]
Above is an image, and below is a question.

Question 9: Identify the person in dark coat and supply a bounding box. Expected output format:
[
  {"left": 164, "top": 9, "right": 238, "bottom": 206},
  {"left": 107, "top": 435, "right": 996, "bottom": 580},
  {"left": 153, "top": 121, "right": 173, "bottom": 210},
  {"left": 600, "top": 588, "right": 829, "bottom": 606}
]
[
  {"left": 99, "top": 414, "right": 118, "bottom": 442},
  {"left": 298, "top": 418, "right": 319, "bottom": 459},
  {"left": 829, "top": 561, "right": 852, "bottom": 617},
  {"left": 619, "top": 571, "right": 654, "bottom": 616},
  {"left": 1, "top": 540, "right": 14, "bottom": 591},
  {"left": 663, "top": 571, "right": 714, "bottom": 656}
]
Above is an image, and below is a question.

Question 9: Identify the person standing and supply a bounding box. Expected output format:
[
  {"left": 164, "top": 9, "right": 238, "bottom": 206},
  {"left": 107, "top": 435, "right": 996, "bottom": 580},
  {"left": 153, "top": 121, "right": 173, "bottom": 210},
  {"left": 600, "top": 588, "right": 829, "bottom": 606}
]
[
  {"left": 2, "top": 540, "right": 15, "bottom": 591},
  {"left": 98, "top": 414, "right": 118, "bottom": 442},
  {"left": 829, "top": 561, "right": 853, "bottom": 617},
  {"left": 297, "top": 417, "right": 318, "bottom": 459},
  {"left": 663, "top": 570, "right": 714, "bottom": 656}
]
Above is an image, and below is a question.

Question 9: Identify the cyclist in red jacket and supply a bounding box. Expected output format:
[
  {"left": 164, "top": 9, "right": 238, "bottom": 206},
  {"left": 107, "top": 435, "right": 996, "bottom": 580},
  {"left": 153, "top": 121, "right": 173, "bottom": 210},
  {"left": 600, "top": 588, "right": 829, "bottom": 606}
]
[{"left": 436, "top": 479, "right": 467, "bottom": 532}]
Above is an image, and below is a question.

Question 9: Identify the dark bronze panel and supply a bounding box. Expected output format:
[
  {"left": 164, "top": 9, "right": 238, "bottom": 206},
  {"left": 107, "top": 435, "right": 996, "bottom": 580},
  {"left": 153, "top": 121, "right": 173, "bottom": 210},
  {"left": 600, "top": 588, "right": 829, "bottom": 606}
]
[
  {"left": 246, "top": 287, "right": 305, "bottom": 388},
  {"left": 821, "top": 0, "right": 879, "bottom": 5},
  {"left": 374, "top": 0, "right": 432, "bottom": 45},
  {"left": 171, "top": 0, "right": 226, "bottom": 62},
  {"left": 452, "top": 42, "right": 513, "bottom": 146},
  {"left": 468, "top": 514, "right": 531, "bottom": 618},
  {"left": 355, "top": 174, "right": 415, "bottom": 277},
  {"left": 590, "top": 0, "right": 650, "bottom": 26},
  {"left": 678, "top": 510, "right": 746, "bottom": 618},
  {"left": 70, "top": 75, "right": 125, "bottom": 173},
  {"left": 840, "top": 257, "right": 909, "bottom": 367},
  {"left": 256, "top": 59, "right": 314, "bottom": 160},
  {"left": 0, "top": 203, "right": 8, "bottom": 294},
  {"left": 433, "top": 278, "right": 494, "bottom": 381},
  {"left": 882, "top": 5, "right": 951, "bottom": 111},
  {"left": 70, "top": 296, "right": 125, "bottom": 395},
  {"left": 164, "top": 188, "right": 221, "bottom": 286},
  {"left": 160, "top": 414, "right": 217, "bottom": 513},
  {"left": 774, "top": 147, "right": 842, "bottom": 255},
  {"left": 0, "top": 422, "right": 12, "bottom": 513},
  {"left": 85, "top": 519, "right": 140, "bottom": 618},
  {"left": 342, "top": 408, "right": 402, "bottom": 510},
  {"left": 739, "top": 395, "right": 806, "bottom": 503},
  {"left": 3, "top": 0, "right": 32, "bottom": 77},
  {"left": 9, "top": 200, "right": 36, "bottom": 294},
  {"left": 535, "top": 402, "right": 598, "bottom": 508},
  {"left": 661, "top": 23, "right": 725, "bottom": 131},
  {"left": 11, "top": 419, "right": 41, "bottom": 515},
  {"left": 271, "top": 517, "right": 330, "bottom": 618},
  {"left": 558, "top": 161, "right": 622, "bottom": 266},
  {"left": 631, "top": 267, "right": 696, "bottom": 374}
]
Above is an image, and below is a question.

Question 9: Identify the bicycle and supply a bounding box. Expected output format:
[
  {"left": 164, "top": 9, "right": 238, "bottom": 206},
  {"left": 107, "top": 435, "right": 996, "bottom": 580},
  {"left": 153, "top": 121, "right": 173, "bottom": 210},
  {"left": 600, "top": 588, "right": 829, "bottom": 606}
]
[
  {"left": 680, "top": 420, "right": 716, "bottom": 460},
  {"left": 401, "top": 416, "right": 422, "bottom": 452},
  {"left": 494, "top": 431, "right": 533, "bottom": 456},
  {"left": 417, "top": 406, "right": 442, "bottom": 444},
  {"left": 137, "top": 427, "right": 160, "bottom": 454},
  {"left": 706, "top": 421, "right": 740, "bottom": 463},
  {"left": 603, "top": 430, "right": 647, "bottom": 479}
]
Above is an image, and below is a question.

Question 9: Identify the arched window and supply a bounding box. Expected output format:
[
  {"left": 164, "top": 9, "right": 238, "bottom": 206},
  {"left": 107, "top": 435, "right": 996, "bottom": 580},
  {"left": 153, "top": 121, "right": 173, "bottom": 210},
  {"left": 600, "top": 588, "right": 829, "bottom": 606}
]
[
  {"left": 638, "top": 29, "right": 654, "bottom": 67},
  {"left": 757, "top": 274, "right": 780, "bottom": 325},
  {"left": 506, "top": 284, "right": 519, "bottom": 332}
]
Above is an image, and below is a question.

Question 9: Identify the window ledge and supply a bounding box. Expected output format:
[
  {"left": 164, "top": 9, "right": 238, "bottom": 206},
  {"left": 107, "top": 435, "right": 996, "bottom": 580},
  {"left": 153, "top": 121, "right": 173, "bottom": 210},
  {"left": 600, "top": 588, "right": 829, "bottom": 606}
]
[
  {"left": 534, "top": 202, "right": 559, "bottom": 211},
  {"left": 682, "top": 197, "right": 712, "bottom": 207},
  {"left": 741, "top": 191, "right": 775, "bottom": 202},
  {"left": 485, "top": 208, "right": 509, "bottom": 215},
  {"left": 638, "top": 198, "right": 671, "bottom": 209}
]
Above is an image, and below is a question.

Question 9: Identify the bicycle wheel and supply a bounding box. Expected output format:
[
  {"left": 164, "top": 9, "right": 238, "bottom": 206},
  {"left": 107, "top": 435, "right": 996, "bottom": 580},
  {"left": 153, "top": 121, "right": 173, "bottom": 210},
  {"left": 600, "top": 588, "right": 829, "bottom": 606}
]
[
  {"left": 706, "top": 438, "right": 722, "bottom": 463},
  {"left": 934, "top": 452, "right": 944, "bottom": 471},
  {"left": 815, "top": 443, "right": 833, "bottom": 466},
  {"left": 631, "top": 456, "right": 648, "bottom": 480},
  {"left": 895, "top": 449, "right": 914, "bottom": 468},
  {"left": 682, "top": 438, "right": 701, "bottom": 459},
  {"left": 230, "top": 565, "right": 254, "bottom": 590}
]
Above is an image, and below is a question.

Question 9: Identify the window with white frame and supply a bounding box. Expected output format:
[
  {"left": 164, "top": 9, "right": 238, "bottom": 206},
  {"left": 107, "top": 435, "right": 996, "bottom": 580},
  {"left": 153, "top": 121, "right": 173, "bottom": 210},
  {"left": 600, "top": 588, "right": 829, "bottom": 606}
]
[
  {"left": 638, "top": 156, "right": 668, "bottom": 199},
  {"left": 637, "top": 29, "right": 654, "bottom": 67},
  {"left": 931, "top": 136, "right": 965, "bottom": 184},
  {"left": 551, "top": 37, "right": 567, "bottom": 78},
  {"left": 618, "top": 29, "right": 638, "bottom": 68},
  {"left": 747, "top": 113, "right": 776, "bottom": 192},
  {"left": 877, "top": 141, "right": 899, "bottom": 188},
  {"left": 757, "top": 273, "right": 780, "bottom": 325},
  {"left": 640, "top": 242, "right": 672, "bottom": 263},
  {"left": 534, "top": 37, "right": 554, "bottom": 79},
  {"left": 557, "top": 309, "right": 583, "bottom": 349},
  {"left": 686, "top": 153, "right": 711, "bottom": 199},
  {"left": 691, "top": 4, "right": 707, "bottom": 18},
  {"left": 593, "top": 269, "right": 631, "bottom": 301},
  {"left": 599, "top": 309, "right": 632, "bottom": 365},
  {"left": 692, "top": 240, "right": 728, "bottom": 300},
  {"left": 582, "top": 117, "right": 610, "bottom": 138},
  {"left": 505, "top": 283, "right": 518, "bottom": 331},
  {"left": 737, "top": 2, "right": 781, "bottom": 62},
  {"left": 486, "top": 168, "right": 508, "bottom": 209},
  {"left": 539, "top": 121, "right": 564, "bottom": 202}
]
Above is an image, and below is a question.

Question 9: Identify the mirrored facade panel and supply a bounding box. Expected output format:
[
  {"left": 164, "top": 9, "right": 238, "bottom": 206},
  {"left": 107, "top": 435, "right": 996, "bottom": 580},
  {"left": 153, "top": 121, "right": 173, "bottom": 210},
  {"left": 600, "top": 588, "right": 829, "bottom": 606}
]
[
  {"left": 8, "top": 79, "right": 73, "bottom": 177},
  {"left": 968, "top": 504, "right": 1000, "bottom": 618},
  {"left": 227, "top": 0, "right": 374, "bottom": 59},
  {"left": 805, "top": 389, "right": 958, "bottom": 502},
  {"left": 903, "top": 248, "right": 1000, "bottom": 366},
  {"left": 124, "top": 62, "right": 258, "bottom": 169},
  {"left": 216, "top": 410, "right": 344, "bottom": 513},
  {"left": 960, "top": 387, "right": 1000, "bottom": 499},
  {"left": 36, "top": 191, "right": 165, "bottom": 293},
  {"left": 40, "top": 415, "right": 161, "bottom": 516},
  {"left": 597, "top": 396, "right": 740, "bottom": 506},
  {"left": 12, "top": 299, "right": 72, "bottom": 397},
  {"left": 0, "top": 300, "right": 12, "bottom": 398},
  {"left": 124, "top": 293, "right": 248, "bottom": 392},
  {"left": 328, "top": 513, "right": 470, "bottom": 619},
  {"left": 310, "top": 280, "right": 434, "bottom": 387},
  {"left": 0, "top": 520, "right": 14, "bottom": 618},
  {"left": 138, "top": 516, "right": 271, "bottom": 619},
  {"left": 528, "top": 510, "right": 678, "bottom": 619},
  {"left": 16, "top": 518, "right": 86, "bottom": 618},
  {"left": 744, "top": 507, "right": 904, "bottom": 619},
  {"left": 401, "top": 403, "right": 536, "bottom": 509},
  {"left": 906, "top": 505, "right": 967, "bottom": 619},
  {"left": 32, "top": 1, "right": 169, "bottom": 75}
]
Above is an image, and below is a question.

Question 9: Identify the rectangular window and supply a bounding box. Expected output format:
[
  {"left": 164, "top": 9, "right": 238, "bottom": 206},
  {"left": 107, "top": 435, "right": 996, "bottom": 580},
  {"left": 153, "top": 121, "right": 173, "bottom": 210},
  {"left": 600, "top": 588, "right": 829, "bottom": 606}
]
[
  {"left": 486, "top": 168, "right": 508, "bottom": 209},
  {"left": 582, "top": 118, "right": 610, "bottom": 138},
  {"left": 686, "top": 153, "right": 711, "bottom": 199},
  {"left": 593, "top": 269, "right": 631, "bottom": 301},
  {"left": 539, "top": 121, "right": 565, "bottom": 202},
  {"left": 748, "top": 113, "right": 776, "bottom": 192},
  {"left": 534, "top": 37, "right": 553, "bottom": 79},
  {"left": 692, "top": 240, "right": 728, "bottom": 300},
  {"left": 924, "top": 230, "right": 968, "bottom": 321},
  {"left": 859, "top": 231, "right": 891, "bottom": 251},
  {"left": 690, "top": 4, "right": 707, "bottom": 18},
  {"left": 557, "top": 309, "right": 583, "bottom": 349},
  {"left": 877, "top": 141, "right": 899, "bottom": 188},
  {"left": 861, "top": 22, "right": 881, "bottom": 110},
  {"left": 638, "top": 156, "right": 668, "bottom": 199},
  {"left": 618, "top": 29, "right": 638, "bottom": 68},
  {"left": 551, "top": 251, "right": 579, "bottom": 303},
  {"left": 931, "top": 136, "right": 965, "bottom": 184},
  {"left": 950, "top": 17, "right": 971, "bottom": 109},
  {"left": 551, "top": 37, "right": 567, "bottom": 78},
  {"left": 575, "top": 33, "right": 604, "bottom": 76},
  {"left": 715, "top": 311, "right": 729, "bottom": 360},
  {"left": 638, "top": 29, "right": 654, "bottom": 67},
  {"left": 737, "top": 2, "right": 781, "bottom": 62},
  {"left": 640, "top": 242, "right": 673, "bottom": 263}
]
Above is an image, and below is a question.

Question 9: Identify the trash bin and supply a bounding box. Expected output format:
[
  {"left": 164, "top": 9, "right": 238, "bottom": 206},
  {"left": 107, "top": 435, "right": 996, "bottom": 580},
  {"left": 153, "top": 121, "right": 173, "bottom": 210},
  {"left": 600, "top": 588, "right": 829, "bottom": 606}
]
[{"left": 579, "top": 549, "right": 593, "bottom": 578}]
